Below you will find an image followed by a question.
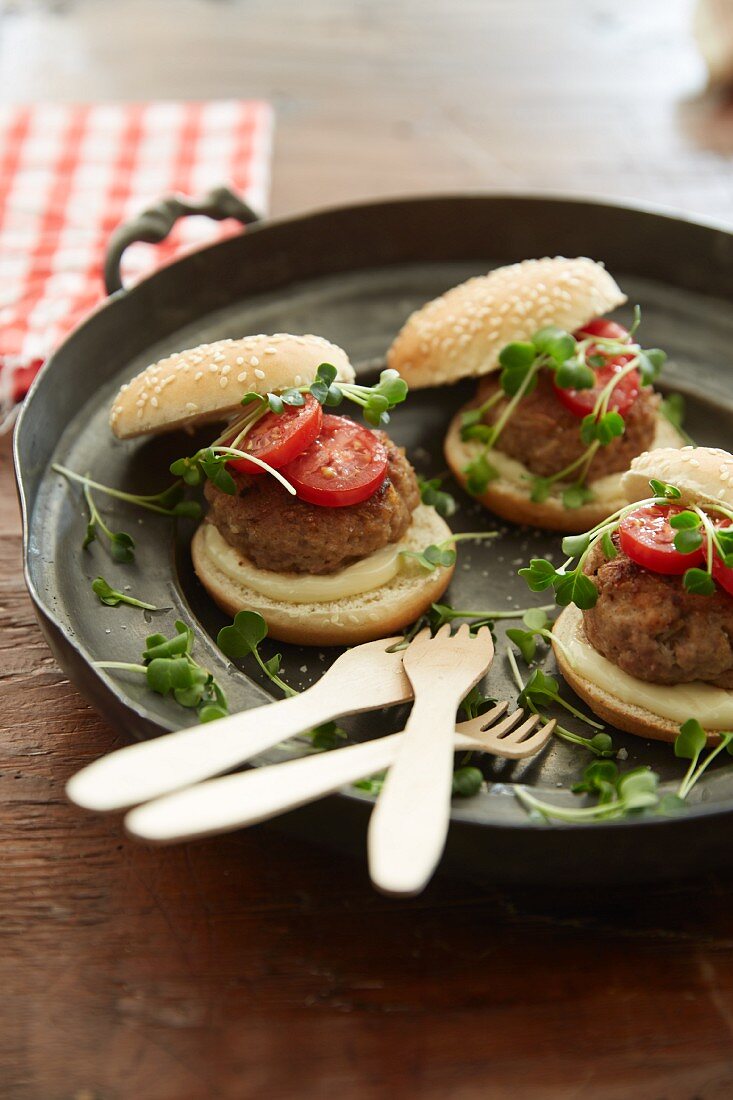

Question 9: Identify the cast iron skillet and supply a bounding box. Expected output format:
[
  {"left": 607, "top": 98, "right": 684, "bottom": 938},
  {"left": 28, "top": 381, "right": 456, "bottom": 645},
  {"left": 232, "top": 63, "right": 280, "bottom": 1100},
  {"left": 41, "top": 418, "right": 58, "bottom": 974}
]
[{"left": 14, "top": 191, "right": 733, "bottom": 885}]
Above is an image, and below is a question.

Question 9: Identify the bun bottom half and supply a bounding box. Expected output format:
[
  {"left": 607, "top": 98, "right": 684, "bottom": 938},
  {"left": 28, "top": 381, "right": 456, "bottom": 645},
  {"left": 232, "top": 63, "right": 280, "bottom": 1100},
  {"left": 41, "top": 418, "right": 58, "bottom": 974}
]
[
  {"left": 552, "top": 605, "right": 725, "bottom": 744},
  {"left": 444, "top": 407, "right": 685, "bottom": 532},
  {"left": 191, "top": 504, "right": 455, "bottom": 646}
]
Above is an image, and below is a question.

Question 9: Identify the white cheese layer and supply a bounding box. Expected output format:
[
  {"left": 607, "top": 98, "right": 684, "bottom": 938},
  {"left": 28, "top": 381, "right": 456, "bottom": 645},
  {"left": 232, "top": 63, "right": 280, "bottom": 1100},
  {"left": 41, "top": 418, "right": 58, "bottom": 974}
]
[
  {"left": 559, "top": 605, "right": 733, "bottom": 729},
  {"left": 201, "top": 522, "right": 404, "bottom": 604}
]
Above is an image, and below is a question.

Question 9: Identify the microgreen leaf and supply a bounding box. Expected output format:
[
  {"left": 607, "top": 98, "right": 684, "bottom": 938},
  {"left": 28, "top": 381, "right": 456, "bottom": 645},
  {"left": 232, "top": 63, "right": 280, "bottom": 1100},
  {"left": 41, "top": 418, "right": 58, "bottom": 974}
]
[
  {"left": 649, "top": 478, "right": 681, "bottom": 500},
  {"left": 309, "top": 721, "right": 348, "bottom": 751},
  {"left": 674, "top": 718, "right": 707, "bottom": 761},
  {"left": 553, "top": 569, "right": 598, "bottom": 609},
  {"left": 506, "top": 627, "right": 537, "bottom": 663},
  {"left": 530, "top": 477, "right": 552, "bottom": 503},
  {"left": 109, "top": 531, "right": 136, "bottom": 563},
  {"left": 83, "top": 520, "right": 97, "bottom": 549},
  {"left": 316, "top": 362, "right": 338, "bottom": 386},
  {"left": 519, "top": 558, "right": 557, "bottom": 592},
  {"left": 91, "top": 577, "right": 160, "bottom": 610},
  {"left": 601, "top": 530, "right": 618, "bottom": 559},
  {"left": 561, "top": 484, "right": 595, "bottom": 511},
  {"left": 463, "top": 452, "right": 498, "bottom": 496},
  {"left": 459, "top": 685, "right": 497, "bottom": 720},
  {"left": 555, "top": 358, "right": 595, "bottom": 391},
  {"left": 561, "top": 532, "right": 592, "bottom": 558},
  {"left": 281, "top": 388, "right": 306, "bottom": 407},
  {"left": 217, "top": 610, "right": 268, "bottom": 658},
  {"left": 217, "top": 610, "right": 295, "bottom": 697},
  {"left": 673, "top": 528, "right": 703, "bottom": 554},
  {"left": 417, "top": 476, "right": 457, "bottom": 518},
  {"left": 670, "top": 510, "right": 701, "bottom": 530},
  {"left": 451, "top": 766, "right": 483, "bottom": 798},
  {"left": 498, "top": 341, "right": 536, "bottom": 371},
  {"left": 637, "top": 349, "right": 666, "bottom": 384},
  {"left": 146, "top": 656, "right": 195, "bottom": 696},
  {"left": 683, "top": 567, "right": 716, "bottom": 596},
  {"left": 532, "top": 326, "right": 576, "bottom": 364},
  {"left": 199, "top": 450, "right": 237, "bottom": 495},
  {"left": 354, "top": 772, "right": 386, "bottom": 795}
]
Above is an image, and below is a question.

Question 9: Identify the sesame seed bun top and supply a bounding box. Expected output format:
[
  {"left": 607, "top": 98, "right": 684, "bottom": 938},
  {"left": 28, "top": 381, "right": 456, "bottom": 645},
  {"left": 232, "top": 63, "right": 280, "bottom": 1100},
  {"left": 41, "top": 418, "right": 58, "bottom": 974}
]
[
  {"left": 109, "top": 333, "right": 355, "bottom": 439},
  {"left": 387, "top": 257, "right": 627, "bottom": 389},
  {"left": 622, "top": 446, "right": 733, "bottom": 511}
]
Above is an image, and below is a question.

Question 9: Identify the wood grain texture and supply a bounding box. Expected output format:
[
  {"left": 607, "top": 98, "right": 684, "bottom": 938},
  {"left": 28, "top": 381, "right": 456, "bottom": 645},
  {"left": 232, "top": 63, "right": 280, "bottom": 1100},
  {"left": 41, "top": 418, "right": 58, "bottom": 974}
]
[{"left": 3, "top": 1, "right": 733, "bottom": 1096}]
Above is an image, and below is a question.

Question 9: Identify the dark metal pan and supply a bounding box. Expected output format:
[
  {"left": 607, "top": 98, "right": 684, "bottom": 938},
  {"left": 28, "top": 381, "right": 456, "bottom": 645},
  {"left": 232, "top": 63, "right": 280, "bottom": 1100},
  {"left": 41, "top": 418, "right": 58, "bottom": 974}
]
[{"left": 14, "top": 191, "right": 733, "bottom": 885}]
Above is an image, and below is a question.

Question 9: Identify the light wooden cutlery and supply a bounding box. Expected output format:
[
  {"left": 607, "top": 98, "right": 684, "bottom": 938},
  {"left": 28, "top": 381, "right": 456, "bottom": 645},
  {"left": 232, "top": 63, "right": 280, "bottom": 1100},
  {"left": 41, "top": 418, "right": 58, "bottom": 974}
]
[
  {"left": 368, "top": 624, "right": 494, "bottom": 896},
  {"left": 124, "top": 703, "right": 552, "bottom": 843},
  {"left": 66, "top": 636, "right": 412, "bottom": 812}
]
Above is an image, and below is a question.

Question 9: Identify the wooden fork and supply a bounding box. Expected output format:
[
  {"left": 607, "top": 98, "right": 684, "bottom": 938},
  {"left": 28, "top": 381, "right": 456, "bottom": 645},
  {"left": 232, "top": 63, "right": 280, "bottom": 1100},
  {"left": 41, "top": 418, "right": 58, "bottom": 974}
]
[
  {"left": 368, "top": 624, "right": 494, "bottom": 896},
  {"left": 124, "top": 703, "right": 552, "bottom": 843},
  {"left": 66, "top": 636, "right": 412, "bottom": 813}
]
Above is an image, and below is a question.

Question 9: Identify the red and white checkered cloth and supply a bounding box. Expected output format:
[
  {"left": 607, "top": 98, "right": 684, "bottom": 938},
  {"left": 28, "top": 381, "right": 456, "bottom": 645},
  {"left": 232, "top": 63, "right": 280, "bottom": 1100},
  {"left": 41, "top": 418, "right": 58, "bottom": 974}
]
[{"left": 0, "top": 100, "right": 273, "bottom": 429}]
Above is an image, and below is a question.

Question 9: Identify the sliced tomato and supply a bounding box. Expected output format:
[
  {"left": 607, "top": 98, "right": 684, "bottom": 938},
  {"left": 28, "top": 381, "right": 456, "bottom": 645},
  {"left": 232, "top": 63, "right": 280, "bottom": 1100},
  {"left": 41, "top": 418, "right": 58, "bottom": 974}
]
[
  {"left": 282, "top": 415, "right": 388, "bottom": 507},
  {"left": 712, "top": 517, "right": 733, "bottom": 596},
  {"left": 552, "top": 317, "right": 640, "bottom": 419},
  {"left": 618, "top": 504, "right": 704, "bottom": 575},
  {"left": 225, "top": 394, "right": 323, "bottom": 474}
]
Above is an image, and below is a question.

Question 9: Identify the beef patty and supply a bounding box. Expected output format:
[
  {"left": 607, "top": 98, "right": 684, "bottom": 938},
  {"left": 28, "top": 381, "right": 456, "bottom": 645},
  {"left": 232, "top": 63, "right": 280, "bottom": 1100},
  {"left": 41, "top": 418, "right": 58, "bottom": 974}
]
[
  {"left": 582, "top": 535, "right": 733, "bottom": 688},
  {"left": 475, "top": 370, "right": 659, "bottom": 480},
  {"left": 204, "top": 432, "right": 421, "bottom": 574}
]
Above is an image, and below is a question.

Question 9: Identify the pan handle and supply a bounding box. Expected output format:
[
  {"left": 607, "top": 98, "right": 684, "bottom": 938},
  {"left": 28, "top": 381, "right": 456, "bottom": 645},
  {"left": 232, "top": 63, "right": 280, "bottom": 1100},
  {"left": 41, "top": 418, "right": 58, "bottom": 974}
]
[{"left": 104, "top": 186, "right": 260, "bottom": 294}]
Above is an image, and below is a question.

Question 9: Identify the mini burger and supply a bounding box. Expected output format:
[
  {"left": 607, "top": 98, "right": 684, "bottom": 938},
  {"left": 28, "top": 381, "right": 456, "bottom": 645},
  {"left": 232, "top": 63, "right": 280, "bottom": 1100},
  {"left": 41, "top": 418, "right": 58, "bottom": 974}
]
[
  {"left": 388, "top": 257, "right": 685, "bottom": 532},
  {"left": 109, "top": 333, "right": 454, "bottom": 646},
  {"left": 526, "top": 446, "right": 733, "bottom": 743}
]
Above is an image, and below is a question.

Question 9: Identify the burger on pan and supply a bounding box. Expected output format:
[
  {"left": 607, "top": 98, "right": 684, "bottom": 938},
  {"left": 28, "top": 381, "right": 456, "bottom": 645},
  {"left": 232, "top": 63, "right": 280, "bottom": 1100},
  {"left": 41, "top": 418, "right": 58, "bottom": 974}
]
[
  {"left": 528, "top": 446, "right": 733, "bottom": 742},
  {"left": 109, "top": 333, "right": 454, "bottom": 646},
  {"left": 388, "top": 257, "right": 685, "bottom": 532}
]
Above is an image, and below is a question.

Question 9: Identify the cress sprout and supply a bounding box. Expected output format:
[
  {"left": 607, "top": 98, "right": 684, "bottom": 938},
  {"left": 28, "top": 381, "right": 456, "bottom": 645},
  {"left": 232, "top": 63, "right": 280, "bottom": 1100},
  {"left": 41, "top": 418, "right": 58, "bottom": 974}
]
[{"left": 459, "top": 314, "right": 672, "bottom": 507}]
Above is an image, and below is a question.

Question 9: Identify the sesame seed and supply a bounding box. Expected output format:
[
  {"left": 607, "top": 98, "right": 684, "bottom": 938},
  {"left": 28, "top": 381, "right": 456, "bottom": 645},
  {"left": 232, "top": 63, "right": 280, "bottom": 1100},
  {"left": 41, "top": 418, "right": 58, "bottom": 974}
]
[
  {"left": 151, "top": 396, "right": 158, "bottom": 407},
  {"left": 250, "top": 356, "right": 259, "bottom": 367},
  {"left": 254, "top": 368, "right": 265, "bottom": 379},
  {"left": 185, "top": 402, "right": 198, "bottom": 411},
  {"left": 236, "top": 357, "right": 244, "bottom": 366},
  {"left": 194, "top": 371, "right": 203, "bottom": 380},
  {"left": 222, "top": 364, "right": 231, "bottom": 375},
  {"left": 219, "top": 376, "right": 229, "bottom": 388},
  {"left": 237, "top": 371, "right": 248, "bottom": 382}
]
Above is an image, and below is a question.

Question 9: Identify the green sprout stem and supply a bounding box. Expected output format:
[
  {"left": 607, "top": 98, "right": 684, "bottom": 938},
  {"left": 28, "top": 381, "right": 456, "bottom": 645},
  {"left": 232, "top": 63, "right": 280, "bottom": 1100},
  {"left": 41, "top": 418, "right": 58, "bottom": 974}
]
[
  {"left": 516, "top": 787, "right": 623, "bottom": 823},
  {"left": 679, "top": 735, "right": 732, "bottom": 799},
  {"left": 53, "top": 464, "right": 184, "bottom": 516},
  {"left": 209, "top": 445, "right": 296, "bottom": 494},
  {"left": 506, "top": 646, "right": 606, "bottom": 744}
]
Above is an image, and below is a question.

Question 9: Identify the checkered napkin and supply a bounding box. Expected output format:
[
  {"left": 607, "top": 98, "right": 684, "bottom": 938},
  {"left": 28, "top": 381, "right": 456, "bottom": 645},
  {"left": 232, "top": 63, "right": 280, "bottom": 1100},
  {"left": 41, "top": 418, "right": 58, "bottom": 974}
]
[{"left": 0, "top": 100, "right": 273, "bottom": 429}]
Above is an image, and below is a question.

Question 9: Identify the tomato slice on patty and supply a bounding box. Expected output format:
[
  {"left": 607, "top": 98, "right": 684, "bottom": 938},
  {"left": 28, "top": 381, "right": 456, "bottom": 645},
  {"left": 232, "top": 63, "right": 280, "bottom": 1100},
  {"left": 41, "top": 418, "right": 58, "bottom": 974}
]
[
  {"left": 282, "top": 414, "right": 388, "bottom": 507},
  {"left": 225, "top": 394, "right": 323, "bottom": 474},
  {"left": 552, "top": 318, "right": 640, "bottom": 419},
  {"left": 618, "top": 504, "right": 705, "bottom": 575}
]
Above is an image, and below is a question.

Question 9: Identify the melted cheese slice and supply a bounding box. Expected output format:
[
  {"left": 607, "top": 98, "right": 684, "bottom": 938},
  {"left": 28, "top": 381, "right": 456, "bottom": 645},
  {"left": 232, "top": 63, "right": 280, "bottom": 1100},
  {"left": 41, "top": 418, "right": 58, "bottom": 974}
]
[
  {"left": 560, "top": 605, "right": 733, "bottom": 728},
  {"left": 201, "top": 522, "right": 404, "bottom": 604}
]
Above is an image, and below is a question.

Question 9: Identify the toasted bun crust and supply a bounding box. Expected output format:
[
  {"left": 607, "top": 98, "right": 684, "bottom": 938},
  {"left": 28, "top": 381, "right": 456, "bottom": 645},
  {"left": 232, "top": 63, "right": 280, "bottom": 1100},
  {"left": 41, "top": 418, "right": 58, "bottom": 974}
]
[
  {"left": 388, "top": 257, "right": 626, "bottom": 389},
  {"left": 110, "top": 334, "right": 355, "bottom": 439},
  {"left": 622, "top": 445, "right": 733, "bottom": 511},
  {"left": 191, "top": 504, "right": 455, "bottom": 646},
  {"left": 444, "top": 405, "right": 684, "bottom": 532},
  {"left": 553, "top": 606, "right": 724, "bottom": 744}
]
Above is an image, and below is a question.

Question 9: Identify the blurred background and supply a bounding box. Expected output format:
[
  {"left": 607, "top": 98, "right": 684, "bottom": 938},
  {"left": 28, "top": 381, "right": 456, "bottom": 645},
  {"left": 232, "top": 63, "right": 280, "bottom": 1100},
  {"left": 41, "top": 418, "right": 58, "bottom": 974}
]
[{"left": 1, "top": 0, "right": 731, "bottom": 220}]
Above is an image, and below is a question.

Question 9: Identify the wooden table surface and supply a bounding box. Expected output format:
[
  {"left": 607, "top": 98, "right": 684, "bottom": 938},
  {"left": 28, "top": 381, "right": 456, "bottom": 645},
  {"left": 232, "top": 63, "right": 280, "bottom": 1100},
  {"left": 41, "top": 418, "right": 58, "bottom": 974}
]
[{"left": 3, "top": 2, "right": 733, "bottom": 1097}]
